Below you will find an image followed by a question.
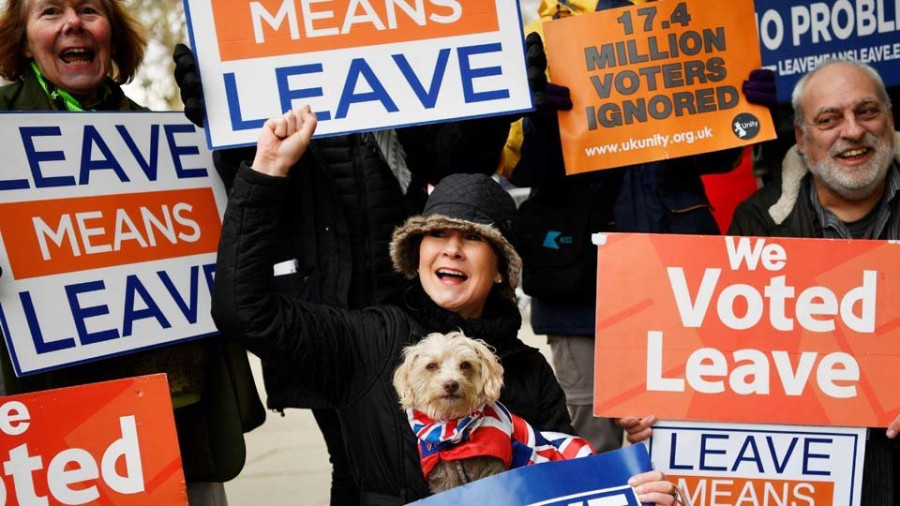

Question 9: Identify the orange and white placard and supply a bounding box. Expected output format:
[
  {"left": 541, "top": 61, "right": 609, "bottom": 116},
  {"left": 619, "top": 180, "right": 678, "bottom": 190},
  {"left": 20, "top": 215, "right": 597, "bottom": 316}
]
[
  {"left": 184, "top": 0, "right": 533, "bottom": 149},
  {"left": 593, "top": 233, "right": 900, "bottom": 427},
  {"left": 543, "top": 0, "right": 776, "bottom": 174},
  {"left": 0, "top": 112, "right": 225, "bottom": 376},
  {"left": 0, "top": 374, "right": 186, "bottom": 505}
]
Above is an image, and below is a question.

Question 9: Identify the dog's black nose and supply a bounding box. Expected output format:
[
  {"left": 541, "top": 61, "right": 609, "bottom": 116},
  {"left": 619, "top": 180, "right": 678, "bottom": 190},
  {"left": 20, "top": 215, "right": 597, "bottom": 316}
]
[{"left": 443, "top": 381, "right": 459, "bottom": 394}]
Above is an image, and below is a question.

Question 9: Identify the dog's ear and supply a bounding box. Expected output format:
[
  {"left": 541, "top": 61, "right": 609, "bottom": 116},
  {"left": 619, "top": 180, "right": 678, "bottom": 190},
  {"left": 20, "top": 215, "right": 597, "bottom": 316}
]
[
  {"left": 392, "top": 350, "right": 417, "bottom": 409},
  {"left": 472, "top": 339, "right": 504, "bottom": 402}
]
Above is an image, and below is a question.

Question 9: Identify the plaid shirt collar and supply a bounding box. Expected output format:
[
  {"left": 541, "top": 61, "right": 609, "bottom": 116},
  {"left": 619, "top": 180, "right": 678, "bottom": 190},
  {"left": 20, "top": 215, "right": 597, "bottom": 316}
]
[{"left": 809, "top": 161, "right": 900, "bottom": 240}]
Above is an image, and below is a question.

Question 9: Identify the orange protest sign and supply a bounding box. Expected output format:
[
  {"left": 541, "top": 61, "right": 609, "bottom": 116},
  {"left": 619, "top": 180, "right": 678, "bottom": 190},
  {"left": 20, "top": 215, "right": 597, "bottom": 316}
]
[
  {"left": 211, "top": 0, "right": 499, "bottom": 61},
  {"left": 671, "top": 476, "right": 834, "bottom": 505},
  {"left": 542, "top": 0, "right": 776, "bottom": 174},
  {"left": 0, "top": 374, "right": 186, "bottom": 505},
  {"left": 0, "top": 189, "right": 221, "bottom": 280},
  {"left": 593, "top": 233, "right": 900, "bottom": 427}
]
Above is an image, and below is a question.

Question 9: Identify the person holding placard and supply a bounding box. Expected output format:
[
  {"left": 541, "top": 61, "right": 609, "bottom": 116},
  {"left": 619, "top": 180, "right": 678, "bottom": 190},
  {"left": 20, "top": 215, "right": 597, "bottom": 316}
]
[
  {"left": 507, "top": 0, "right": 776, "bottom": 456},
  {"left": 210, "top": 103, "right": 692, "bottom": 505},
  {"left": 0, "top": 2, "right": 266, "bottom": 504},
  {"left": 172, "top": 41, "right": 515, "bottom": 505},
  {"left": 730, "top": 60, "right": 899, "bottom": 505}
]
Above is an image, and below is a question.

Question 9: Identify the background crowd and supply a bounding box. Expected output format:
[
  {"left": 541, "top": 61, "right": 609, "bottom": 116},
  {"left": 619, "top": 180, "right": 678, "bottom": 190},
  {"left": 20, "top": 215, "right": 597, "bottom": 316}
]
[{"left": 0, "top": 0, "right": 898, "bottom": 505}]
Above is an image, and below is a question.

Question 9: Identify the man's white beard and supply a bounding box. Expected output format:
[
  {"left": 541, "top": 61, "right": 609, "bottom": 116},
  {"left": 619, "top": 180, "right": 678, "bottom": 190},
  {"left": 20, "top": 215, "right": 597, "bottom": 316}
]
[{"left": 806, "top": 132, "right": 894, "bottom": 200}]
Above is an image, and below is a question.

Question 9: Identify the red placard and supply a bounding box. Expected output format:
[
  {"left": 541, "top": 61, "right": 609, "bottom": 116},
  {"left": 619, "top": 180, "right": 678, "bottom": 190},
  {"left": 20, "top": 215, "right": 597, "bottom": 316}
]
[
  {"left": 594, "top": 233, "right": 900, "bottom": 427},
  {"left": 0, "top": 374, "right": 186, "bottom": 505}
]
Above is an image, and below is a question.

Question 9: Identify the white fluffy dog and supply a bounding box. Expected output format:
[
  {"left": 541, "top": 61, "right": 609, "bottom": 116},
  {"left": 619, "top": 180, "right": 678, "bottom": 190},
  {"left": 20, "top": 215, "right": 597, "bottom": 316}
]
[{"left": 393, "top": 331, "right": 507, "bottom": 493}]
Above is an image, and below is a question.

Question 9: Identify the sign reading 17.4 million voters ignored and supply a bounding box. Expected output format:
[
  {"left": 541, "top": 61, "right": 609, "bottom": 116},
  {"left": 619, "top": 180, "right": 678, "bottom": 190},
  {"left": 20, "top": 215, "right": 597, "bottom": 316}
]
[
  {"left": 183, "top": 0, "right": 533, "bottom": 149},
  {"left": 543, "top": 0, "right": 776, "bottom": 174}
]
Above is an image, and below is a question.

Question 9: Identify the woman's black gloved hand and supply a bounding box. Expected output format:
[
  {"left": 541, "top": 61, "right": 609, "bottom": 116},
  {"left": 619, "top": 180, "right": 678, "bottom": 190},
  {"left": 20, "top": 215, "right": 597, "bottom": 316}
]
[
  {"left": 173, "top": 43, "right": 205, "bottom": 128},
  {"left": 525, "top": 32, "right": 572, "bottom": 121},
  {"left": 173, "top": 43, "right": 257, "bottom": 186}
]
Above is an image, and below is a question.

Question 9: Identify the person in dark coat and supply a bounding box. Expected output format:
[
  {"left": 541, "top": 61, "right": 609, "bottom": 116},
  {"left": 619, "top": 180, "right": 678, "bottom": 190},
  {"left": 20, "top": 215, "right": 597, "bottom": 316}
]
[
  {"left": 0, "top": 2, "right": 266, "bottom": 504},
  {"left": 732, "top": 60, "right": 900, "bottom": 505},
  {"left": 173, "top": 42, "right": 513, "bottom": 504},
  {"left": 212, "top": 106, "right": 690, "bottom": 505},
  {"left": 510, "top": 0, "right": 775, "bottom": 452}
]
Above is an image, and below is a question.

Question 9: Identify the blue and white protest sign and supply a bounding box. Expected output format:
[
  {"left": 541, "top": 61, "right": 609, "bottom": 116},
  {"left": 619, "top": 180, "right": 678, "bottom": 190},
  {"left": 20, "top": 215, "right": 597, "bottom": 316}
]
[
  {"left": 754, "top": 0, "right": 900, "bottom": 101},
  {"left": 183, "top": 0, "right": 533, "bottom": 149},
  {"left": 0, "top": 112, "right": 224, "bottom": 376},
  {"left": 649, "top": 421, "right": 867, "bottom": 505},
  {"left": 412, "top": 444, "right": 652, "bottom": 506}
]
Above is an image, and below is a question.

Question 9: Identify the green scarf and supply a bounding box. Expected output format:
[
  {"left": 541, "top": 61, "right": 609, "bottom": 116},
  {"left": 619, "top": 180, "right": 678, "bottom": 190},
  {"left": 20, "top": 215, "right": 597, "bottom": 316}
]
[{"left": 31, "top": 61, "right": 110, "bottom": 111}]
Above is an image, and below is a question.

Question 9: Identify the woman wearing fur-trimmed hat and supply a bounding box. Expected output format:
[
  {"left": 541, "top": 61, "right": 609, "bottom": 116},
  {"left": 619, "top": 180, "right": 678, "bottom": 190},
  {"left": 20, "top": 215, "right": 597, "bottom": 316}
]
[{"left": 212, "top": 108, "right": 688, "bottom": 505}]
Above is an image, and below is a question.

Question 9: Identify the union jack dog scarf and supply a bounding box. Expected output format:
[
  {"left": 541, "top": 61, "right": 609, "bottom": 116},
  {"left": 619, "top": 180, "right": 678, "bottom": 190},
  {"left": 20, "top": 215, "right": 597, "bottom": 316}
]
[{"left": 407, "top": 401, "right": 594, "bottom": 477}]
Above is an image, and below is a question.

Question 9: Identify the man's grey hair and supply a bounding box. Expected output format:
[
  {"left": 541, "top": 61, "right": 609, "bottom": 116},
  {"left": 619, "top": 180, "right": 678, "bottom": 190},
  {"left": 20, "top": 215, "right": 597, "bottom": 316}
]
[{"left": 791, "top": 60, "right": 892, "bottom": 132}]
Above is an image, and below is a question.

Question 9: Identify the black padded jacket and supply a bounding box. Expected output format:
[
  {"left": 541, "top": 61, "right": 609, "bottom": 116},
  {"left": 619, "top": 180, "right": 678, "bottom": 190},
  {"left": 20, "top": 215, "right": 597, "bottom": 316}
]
[{"left": 212, "top": 166, "right": 573, "bottom": 505}]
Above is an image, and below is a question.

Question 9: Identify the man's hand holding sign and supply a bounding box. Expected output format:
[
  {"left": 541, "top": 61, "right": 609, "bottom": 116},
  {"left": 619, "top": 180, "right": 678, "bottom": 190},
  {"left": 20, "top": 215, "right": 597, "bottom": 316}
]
[{"left": 542, "top": 0, "right": 777, "bottom": 173}]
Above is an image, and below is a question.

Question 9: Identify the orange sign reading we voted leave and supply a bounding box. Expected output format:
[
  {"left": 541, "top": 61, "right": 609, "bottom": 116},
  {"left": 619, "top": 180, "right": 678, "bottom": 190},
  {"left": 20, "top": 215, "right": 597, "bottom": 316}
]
[
  {"left": 543, "top": 0, "right": 776, "bottom": 174},
  {"left": 593, "top": 233, "right": 900, "bottom": 427},
  {"left": 0, "top": 375, "right": 185, "bottom": 505}
]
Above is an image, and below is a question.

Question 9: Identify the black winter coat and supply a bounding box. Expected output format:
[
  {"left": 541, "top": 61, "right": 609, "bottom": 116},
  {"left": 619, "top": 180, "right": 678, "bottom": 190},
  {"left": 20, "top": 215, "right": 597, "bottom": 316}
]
[
  {"left": 213, "top": 121, "right": 510, "bottom": 410},
  {"left": 213, "top": 166, "right": 573, "bottom": 505},
  {"left": 0, "top": 72, "right": 267, "bottom": 483},
  {"left": 214, "top": 135, "right": 406, "bottom": 410},
  {"left": 727, "top": 173, "right": 822, "bottom": 238}
]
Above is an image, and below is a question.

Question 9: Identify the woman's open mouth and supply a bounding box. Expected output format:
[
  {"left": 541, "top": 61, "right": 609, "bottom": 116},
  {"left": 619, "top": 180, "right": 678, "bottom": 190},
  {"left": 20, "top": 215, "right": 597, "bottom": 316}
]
[
  {"left": 436, "top": 268, "right": 468, "bottom": 283},
  {"left": 59, "top": 48, "right": 95, "bottom": 66}
]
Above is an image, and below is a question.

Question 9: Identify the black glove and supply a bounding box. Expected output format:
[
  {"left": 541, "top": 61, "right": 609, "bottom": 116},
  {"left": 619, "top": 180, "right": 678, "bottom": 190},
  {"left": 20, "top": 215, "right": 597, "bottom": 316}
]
[
  {"left": 525, "top": 32, "right": 572, "bottom": 120},
  {"left": 742, "top": 69, "right": 778, "bottom": 108},
  {"left": 173, "top": 43, "right": 205, "bottom": 128}
]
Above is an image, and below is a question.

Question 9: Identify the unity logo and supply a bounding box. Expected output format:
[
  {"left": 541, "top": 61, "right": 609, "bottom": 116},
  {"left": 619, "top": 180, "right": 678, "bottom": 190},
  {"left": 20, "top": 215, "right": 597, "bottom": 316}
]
[{"left": 731, "top": 113, "right": 761, "bottom": 140}]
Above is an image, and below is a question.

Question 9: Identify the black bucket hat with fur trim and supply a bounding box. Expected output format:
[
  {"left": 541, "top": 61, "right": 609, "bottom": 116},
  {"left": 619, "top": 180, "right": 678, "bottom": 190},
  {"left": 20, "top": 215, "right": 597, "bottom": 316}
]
[{"left": 390, "top": 173, "right": 522, "bottom": 299}]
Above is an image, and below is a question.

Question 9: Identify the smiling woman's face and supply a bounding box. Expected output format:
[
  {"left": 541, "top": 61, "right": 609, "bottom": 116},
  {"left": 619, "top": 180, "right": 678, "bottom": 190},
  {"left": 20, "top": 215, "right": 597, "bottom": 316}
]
[
  {"left": 418, "top": 229, "right": 500, "bottom": 320},
  {"left": 24, "top": 0, "right": 112, "bottom": 104}
]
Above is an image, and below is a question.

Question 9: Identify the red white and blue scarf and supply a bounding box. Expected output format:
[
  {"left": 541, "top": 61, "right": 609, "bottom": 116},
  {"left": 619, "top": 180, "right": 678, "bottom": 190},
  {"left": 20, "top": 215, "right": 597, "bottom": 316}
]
[{"left": 407, "top": 401, "right": 594, "bottom": 477}]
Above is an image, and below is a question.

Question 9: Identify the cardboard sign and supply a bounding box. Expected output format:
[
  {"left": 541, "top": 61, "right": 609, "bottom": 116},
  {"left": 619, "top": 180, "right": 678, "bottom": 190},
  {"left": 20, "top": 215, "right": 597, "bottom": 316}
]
[
  {"left": 0, "top": 374, "right": 186, "bottom": 505},
  {"left": 0, "top": 112, "right": 225, "bottom": 377},
  {"left": 592, "top": 233, "right": 900, "bottom": 427},
  {"left": 649, "top": 421, "right": 866, "bottom": 506},
  {"left": 183, "top": 0, "right": 533, "bottom": 149},
  {"left": 542, "top": 0, "right": 776, "bottom": 174},
  {"left": 754, "top": 0, "right": 900, "bottom": 102},
  {"left": 412, "top": 444, "right": 652, "bottom": 505}
]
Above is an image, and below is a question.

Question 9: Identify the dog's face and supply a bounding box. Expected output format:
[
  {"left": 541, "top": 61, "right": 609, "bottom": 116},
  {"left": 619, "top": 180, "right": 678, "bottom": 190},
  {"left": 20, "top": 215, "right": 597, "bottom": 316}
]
[{"left": 393, "top": 331, "right": 504, "bottom": 421}]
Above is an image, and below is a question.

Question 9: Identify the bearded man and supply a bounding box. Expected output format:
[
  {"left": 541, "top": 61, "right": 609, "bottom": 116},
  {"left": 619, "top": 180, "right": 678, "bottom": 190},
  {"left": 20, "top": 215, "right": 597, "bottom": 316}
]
[
  {"left": 729, "top": 60, "right": 900, "bottom": 504},
  {"left": 730, "top": 60, "right": 898, "bottom": 238}
]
